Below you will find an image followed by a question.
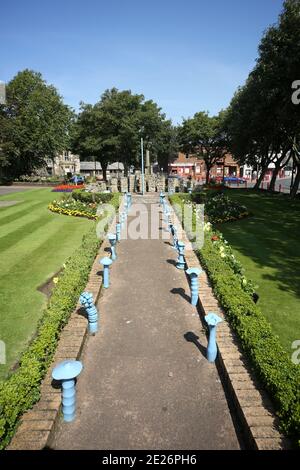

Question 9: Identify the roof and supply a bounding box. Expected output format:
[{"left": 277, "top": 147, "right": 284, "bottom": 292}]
[{"left": 80, "top": 161, "right": 124, "bottom": 171}]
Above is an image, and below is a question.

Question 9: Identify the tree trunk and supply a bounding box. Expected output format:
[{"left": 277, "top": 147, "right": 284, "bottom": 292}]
[
  {"left": 254, "top": 167, "right": 268, "bottom": 190},
  {"left": 268, "top": 163, "right": 281, "bottom": 192},
  {"left": 290, "top": 165, "right": 300, "bottom": 198},
  {"left": 102, "top": 162, "right": 108, "bottom": 182},
  {"left": 123, "top": 162, "right": 129, "bottom": 177},
  {"left": 205, "top": 167, "right": 211, "bottom": 185}
]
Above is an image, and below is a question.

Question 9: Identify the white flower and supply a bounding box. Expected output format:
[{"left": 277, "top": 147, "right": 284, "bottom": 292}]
[
  {"left": 220, "top": 253, "right": 226, "bottom": 258},
  {"left": 242, "top": 278, "right": 247, "bottom": 286},
  {"left": 219, "top": 246, "right": 225, "bottom": 253}
]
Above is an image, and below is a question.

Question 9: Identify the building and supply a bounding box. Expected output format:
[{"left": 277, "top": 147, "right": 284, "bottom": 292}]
[
  {"left": 46, "top": 151, "right": 80, "bottom": 176},
  {"left": 169, "top": 152, "right": 240, "bottom": 181},
  {"left": 79, "top": 161, "right": 124, "bottom": 179}
]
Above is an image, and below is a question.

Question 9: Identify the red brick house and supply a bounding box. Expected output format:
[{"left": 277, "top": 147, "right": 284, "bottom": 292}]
[{"left": 169, "top": 152, "right": 240, "bottom": 182}]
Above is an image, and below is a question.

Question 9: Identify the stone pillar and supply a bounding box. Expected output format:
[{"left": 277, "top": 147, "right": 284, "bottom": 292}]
[
  {"left": 156, "top": 176, "right": 166, "bottom": 192},
  {"left": 145, "top": 150, "right": 150, "bottom": 175},
  {"left": 168, "top": 178, "right": 176, "bottom": 194},
  {"left": 147, "top": 175, "right": 156, "bottom": 192},
  {"left": 128, "top": 175, "right": 135, "bottom": 193},
  {"left": 111, "top": 177, "right": 118, "bottom": 193},
  {"left": 120, "top": 177, "right": 128, "bottom": 193}
]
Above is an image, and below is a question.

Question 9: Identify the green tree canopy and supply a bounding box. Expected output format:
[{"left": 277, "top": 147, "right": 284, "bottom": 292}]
[
  {"left": 178, "top": 111, "right": 227, "bottom": 184},
  {"left": 72, "top": 88, "right": 176, "bottom": 179},
  {"left": 0, "top": 69, "right": 73, "bottom": 179}
]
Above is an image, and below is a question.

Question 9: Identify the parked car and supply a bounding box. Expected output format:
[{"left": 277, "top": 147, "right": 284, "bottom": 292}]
[
  {"left": 70, "top": 175, "right": 85, "bottom": 184},
  {"left": 223, "top": 176, "right": 246, "bottom": 184}
]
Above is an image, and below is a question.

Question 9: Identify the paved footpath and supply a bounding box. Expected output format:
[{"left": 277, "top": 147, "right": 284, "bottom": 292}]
[{"left": 49, "top": 195, "right": 242, "bottom": 450}]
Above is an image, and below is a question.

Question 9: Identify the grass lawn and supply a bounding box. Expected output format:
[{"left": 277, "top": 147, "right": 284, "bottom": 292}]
[
  {"left": 216, "top": 189, "right": 300, "bottom": 353},
  {"left": 0, "top": 188, "right": 94, "bottom": 380}
]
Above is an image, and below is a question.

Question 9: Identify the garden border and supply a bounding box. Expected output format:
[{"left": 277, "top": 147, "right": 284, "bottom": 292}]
[
  {"left": 170, "top": 200, "right": 291, "bottom": 450},
  {"left": 7, "top": 199, "right": 123, "bottom": 450}
]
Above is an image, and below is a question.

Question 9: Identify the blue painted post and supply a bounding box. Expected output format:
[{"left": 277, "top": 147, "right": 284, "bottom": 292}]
[
  {"left": 116, "top": 223, "right": 121, "bottom": 242},
  {"left": 128, "top": 193, "right": 132, "bottom": 208},
  {"left": 126, "top": 192, "right": 132, "bottom": 209},
  {"left": 100, "top": 257, "right": 113, "bottom": 288},
  {"left": 159, "top": 191, "right": 165, "bottom": 205},
  {"left": 52, "top": 360, "right": 83, "bottom": 422},
  {"left": 120, "top": 212, "right": 125, "bottom": 228},
  {"left": 176, "top": 241, "right": 186, "bottom": 270},
  {"left": 79, "top": 292, "right": 98, "bottom": 334},
  {"left": 205, "top": 313, "right": 223, "bottom": 362},
  {"left": 108, "top": 233, "right": 117, "bottom": 261},
  {"left": 171, "top": 225, "right": 178, "bottom": 250},
  {"left": 188, "top": 187, "right": 192, "bottom": 195},
  {"left": 186, "top": 268, "right": 202, "bottom": 306}
]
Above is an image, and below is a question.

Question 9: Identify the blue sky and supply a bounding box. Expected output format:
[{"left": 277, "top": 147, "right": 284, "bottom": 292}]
[{"left": 1, "top": 0, "right": 283, "bottom": 124}]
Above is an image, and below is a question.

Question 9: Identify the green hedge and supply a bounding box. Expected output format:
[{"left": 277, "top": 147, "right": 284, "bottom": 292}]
[
  {"left": 169, "top": 194, "right": 300, "bottom": 445},
  {"left": 0, "top": 194, "right": 120, "bottom": 449},
  {"left": 72, "top": 189, "right": 113, "bottom": 204}
]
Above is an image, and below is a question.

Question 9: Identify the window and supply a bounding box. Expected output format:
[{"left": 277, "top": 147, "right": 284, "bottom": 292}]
[
  {"left": 216, "top": 167, "right": 223, "bottom": 175},
  {"left": 185, "top": 168, "right": 189, "bottom": 174}
]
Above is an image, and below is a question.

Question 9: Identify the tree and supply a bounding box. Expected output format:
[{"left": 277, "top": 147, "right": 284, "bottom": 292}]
[
  {"left": 225, "top": 0, "right": 300, "bottom": 196},
  {"left": 0, "top": 69, "right": 73, "bottom": 179},
  {"left": 178, "top": 111, "right": 227, "bottom": 184},
  {"left": 73, "top": 88, "right": 173, "bottom": 179}
]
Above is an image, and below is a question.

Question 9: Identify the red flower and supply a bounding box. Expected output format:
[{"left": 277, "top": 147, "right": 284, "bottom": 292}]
[{"left": 211, "top": 235, "right": 219, "bottom": 242}]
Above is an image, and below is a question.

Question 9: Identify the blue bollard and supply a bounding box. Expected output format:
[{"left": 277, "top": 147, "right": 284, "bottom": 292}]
[
  {"left": 127, "top": 192, "right": 132, "bottom": 209},
  {"left": 205, "top": 313, "right": 223, "bottom": 362},
  {"left": 116, "top": 223, "right": 121, "bottom": 242},
  {"left": 159, "top": 191, "right": 165, "bottom": 205},
  {"left": 171, "top": 225, "right": 178, "bottom": 250},
  {"left": 100, "top": 256, "right": 113, "bottom": 288},
  {"left": 176, "top": 241, "right": 186, "bottom": 270},
  {"left": 79, "top": 292, "right": 99, "bottom": 334},
  {"left": 52, "top": 360, "right": 83, "bottom": 422},
  {"left": 186, "top": 268, "right": 202, "bottom": 306},
  {"left": 108, "top": 233, "right": 117, "bottom": 261},
  {"left": 188, "top": 187, "right": 192, "bottom": 195}
]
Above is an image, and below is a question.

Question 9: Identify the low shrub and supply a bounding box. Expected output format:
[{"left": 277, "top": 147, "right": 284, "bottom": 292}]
[
  {"left": 198, "top": 231, "right": 300, "bottom": 444},
  {"left": 0, "top": 194, "right": 120, "bottom": 449},
  {"left": 169, "top": 194, "right": 300, "bottom": 445},
  {"left": 72, "top": 189, "right": 113, "bottom": 204}
]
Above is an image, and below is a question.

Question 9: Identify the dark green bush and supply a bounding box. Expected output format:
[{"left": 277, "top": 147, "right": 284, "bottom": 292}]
[
  {"left": 198, "top": 237, "right": 300, "bottom": 443},
  {"left": 72, "top": 189, "right": 113, "bottom": 204},
  {"left": 0, "top": 194, "right": 120, "bottom": 449}
]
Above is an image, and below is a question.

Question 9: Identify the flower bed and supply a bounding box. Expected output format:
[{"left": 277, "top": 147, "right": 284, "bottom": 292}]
[
  {"left": 48, "top": 197, "right": 98, "bottom": 220},
  {"left": 52, "top": 184, "right": 85, "bottom": 193},
  {"left": 189, "top": 191, "right": 250, "bottom": 224}
]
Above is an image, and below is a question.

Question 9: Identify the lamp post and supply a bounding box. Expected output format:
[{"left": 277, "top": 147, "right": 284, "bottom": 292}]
[{"left": 141, "top": 136, "right": 144, "bottom": 195}]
